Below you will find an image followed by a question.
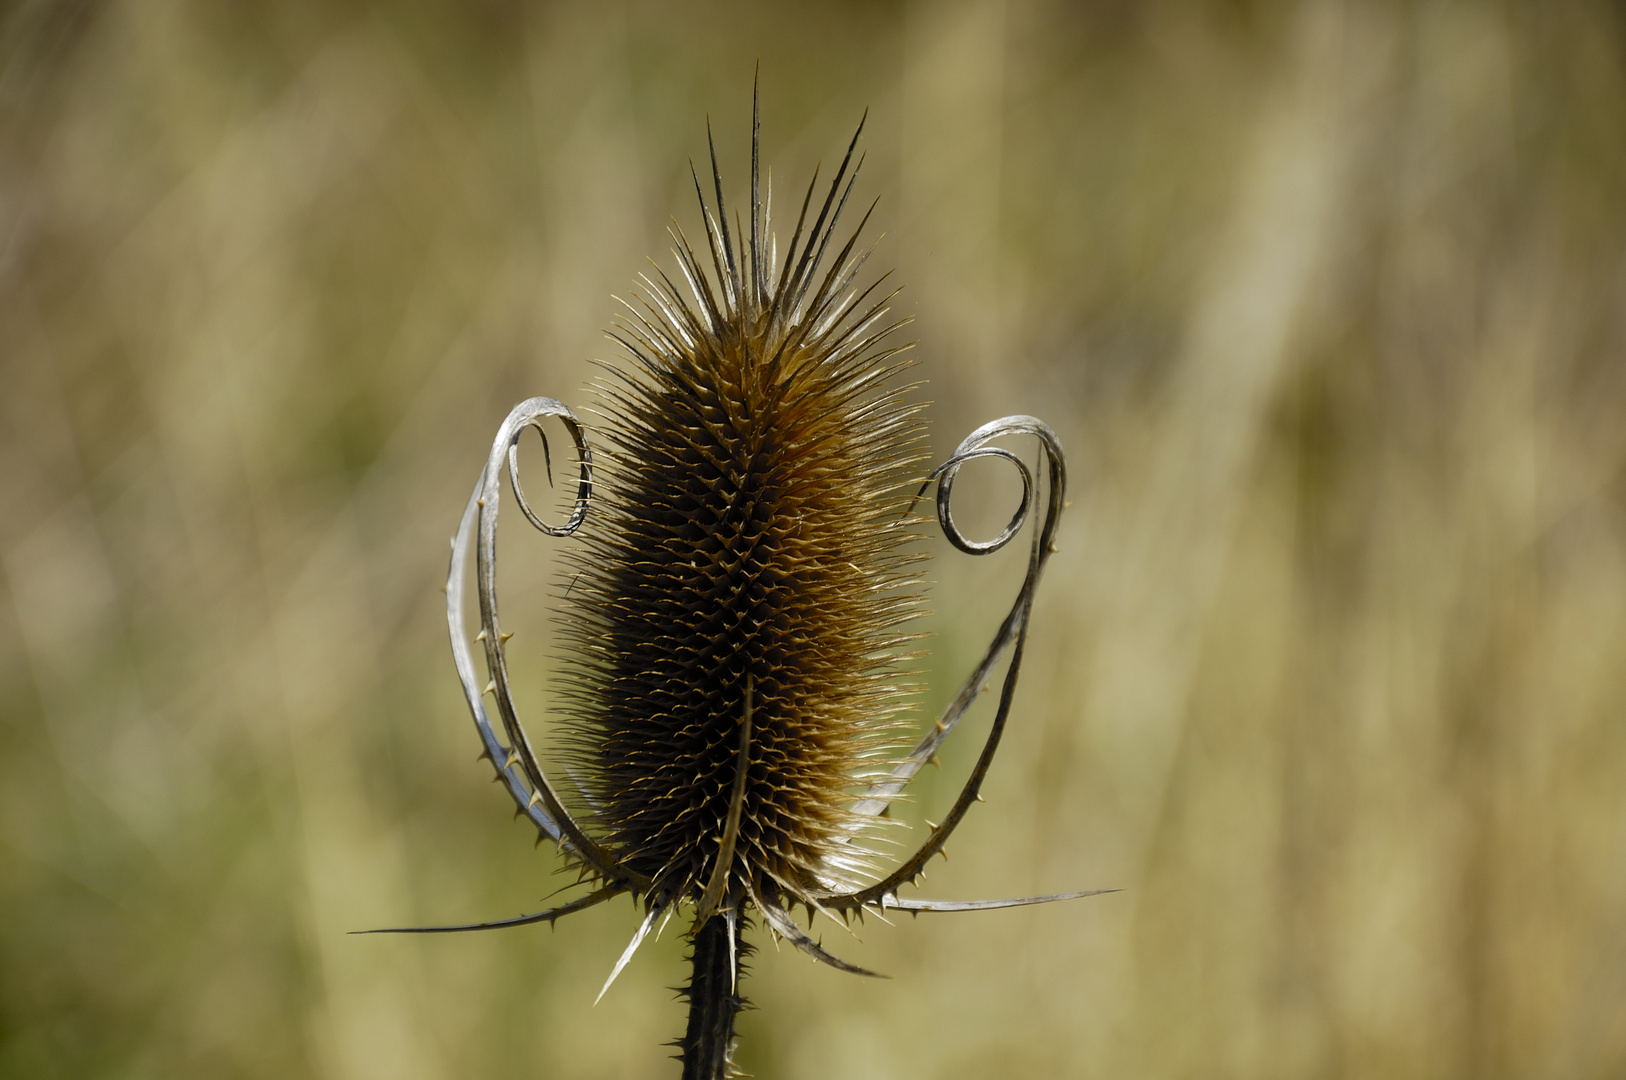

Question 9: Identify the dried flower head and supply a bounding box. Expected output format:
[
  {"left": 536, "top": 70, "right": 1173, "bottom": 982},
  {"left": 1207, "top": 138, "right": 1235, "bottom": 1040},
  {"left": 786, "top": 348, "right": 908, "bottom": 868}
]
[
  {"left": 366, "top": 85, "right": 1102, "bottom": 1080},
  {"left": 554, "top": 106, "right": 925, "bottom": 912}
]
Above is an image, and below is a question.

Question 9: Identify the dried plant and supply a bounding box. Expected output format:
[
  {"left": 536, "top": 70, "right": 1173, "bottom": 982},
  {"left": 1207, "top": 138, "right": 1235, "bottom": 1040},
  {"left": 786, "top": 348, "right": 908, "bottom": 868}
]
[{"left": 365, "top": 87, "right": 1104, "bottom": 1078}]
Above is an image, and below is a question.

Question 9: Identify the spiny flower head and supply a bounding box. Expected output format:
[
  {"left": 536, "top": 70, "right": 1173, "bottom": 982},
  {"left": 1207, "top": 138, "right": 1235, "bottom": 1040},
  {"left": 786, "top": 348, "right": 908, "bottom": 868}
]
[{"left": 557, "top": 113, "right": 926, "bottom": 911}]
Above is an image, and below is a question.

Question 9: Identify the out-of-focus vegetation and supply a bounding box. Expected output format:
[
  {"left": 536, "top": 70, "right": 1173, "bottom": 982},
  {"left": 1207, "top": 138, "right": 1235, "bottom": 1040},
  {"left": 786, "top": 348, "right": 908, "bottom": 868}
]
[{"left": 4, "top": 1, "right": 1626, "bottom": 1077}]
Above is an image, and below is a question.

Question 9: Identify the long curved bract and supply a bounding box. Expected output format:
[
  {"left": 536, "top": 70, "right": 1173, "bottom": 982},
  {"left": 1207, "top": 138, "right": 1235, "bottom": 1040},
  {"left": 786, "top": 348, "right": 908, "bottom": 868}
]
[
  {"left": 817, "top": 416, "right": 1068, "bottom": 914},
  {"left": 378, "top": 403, "right": 1098, "bottom": 962},
  {"left": 352, "top": 884, "right": 625, "bottom": 935},
  {"left": 448, "top": 396, "right": 650, "bottom": 892}
]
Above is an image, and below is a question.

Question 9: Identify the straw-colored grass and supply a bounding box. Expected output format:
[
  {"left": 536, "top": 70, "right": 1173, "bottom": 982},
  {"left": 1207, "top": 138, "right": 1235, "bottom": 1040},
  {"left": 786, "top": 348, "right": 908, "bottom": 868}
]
[{"left": 3, "top": 2, "right": 1625, "bottom": 1077}]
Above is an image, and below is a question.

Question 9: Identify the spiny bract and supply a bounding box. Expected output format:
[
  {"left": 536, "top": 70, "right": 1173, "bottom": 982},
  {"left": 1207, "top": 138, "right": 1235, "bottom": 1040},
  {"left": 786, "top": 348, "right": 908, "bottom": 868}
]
[{"left": 557, "top": 114, "right": 925, "bottom": 911}]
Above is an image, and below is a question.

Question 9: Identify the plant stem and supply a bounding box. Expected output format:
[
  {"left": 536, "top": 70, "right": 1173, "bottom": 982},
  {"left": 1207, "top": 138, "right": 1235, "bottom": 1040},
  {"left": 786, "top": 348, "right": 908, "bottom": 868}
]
[{"left": 680, "top": 912, "right": 747, "bottom": 1080}]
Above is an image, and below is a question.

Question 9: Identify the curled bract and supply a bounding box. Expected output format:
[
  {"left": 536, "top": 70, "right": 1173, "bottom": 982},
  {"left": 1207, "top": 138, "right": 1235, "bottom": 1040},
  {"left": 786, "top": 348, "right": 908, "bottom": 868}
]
[{"left": 362, "top": 400, "right": 1101, "bottom": 953}]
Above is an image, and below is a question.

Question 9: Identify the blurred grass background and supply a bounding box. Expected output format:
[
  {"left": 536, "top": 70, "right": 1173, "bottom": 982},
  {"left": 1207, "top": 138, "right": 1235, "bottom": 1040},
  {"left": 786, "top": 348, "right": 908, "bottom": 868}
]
[{"left": 4, "top": 1, "right": 1626, "bottom": 1077}]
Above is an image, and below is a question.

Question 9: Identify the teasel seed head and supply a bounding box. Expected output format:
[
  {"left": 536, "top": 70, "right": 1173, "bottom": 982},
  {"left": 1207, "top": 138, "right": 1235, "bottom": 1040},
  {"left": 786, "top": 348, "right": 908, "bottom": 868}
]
[{"left": 555, "top": 108, "right": 925, "bottom": 914}]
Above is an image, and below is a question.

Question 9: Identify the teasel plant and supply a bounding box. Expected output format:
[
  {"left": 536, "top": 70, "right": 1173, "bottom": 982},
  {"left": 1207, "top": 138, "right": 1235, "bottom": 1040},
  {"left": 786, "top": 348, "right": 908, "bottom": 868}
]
[{"left": 361, "top": 85, "right": 1109, "bottom": 1079}]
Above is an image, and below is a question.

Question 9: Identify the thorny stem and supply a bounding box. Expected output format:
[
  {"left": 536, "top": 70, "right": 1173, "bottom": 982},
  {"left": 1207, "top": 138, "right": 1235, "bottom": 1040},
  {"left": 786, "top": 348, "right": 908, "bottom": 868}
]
[{"left": 681, "top": 913, "right": 748, "bottom": 1080}]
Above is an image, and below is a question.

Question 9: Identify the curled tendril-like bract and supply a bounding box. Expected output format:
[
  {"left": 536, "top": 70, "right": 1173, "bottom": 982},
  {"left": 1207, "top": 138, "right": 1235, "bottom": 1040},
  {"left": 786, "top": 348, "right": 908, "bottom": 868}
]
[
  {"left": 364, "top": 403, "right": 1103, "bottom": 935},
  {"left": 445, "top": 398, "right": 643, "bottom": 895},
  {"left": 832, "top": 416, "right": 1068, "bottom": 908}
]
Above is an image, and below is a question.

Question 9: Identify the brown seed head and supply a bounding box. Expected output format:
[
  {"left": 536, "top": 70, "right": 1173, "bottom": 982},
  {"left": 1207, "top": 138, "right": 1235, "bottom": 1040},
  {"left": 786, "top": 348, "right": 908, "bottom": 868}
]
[{"left": 556, "top": 115, "right": 926, "bottom": 910}]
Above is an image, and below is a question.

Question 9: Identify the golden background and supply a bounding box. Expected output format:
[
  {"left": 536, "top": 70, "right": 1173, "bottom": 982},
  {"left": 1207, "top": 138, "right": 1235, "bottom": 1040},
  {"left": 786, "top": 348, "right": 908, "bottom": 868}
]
[{"left": 3, "top": 1, "right": 1625, "bottom": 1077}]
